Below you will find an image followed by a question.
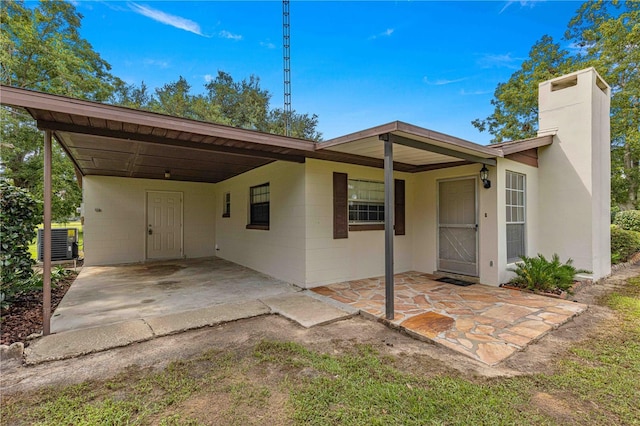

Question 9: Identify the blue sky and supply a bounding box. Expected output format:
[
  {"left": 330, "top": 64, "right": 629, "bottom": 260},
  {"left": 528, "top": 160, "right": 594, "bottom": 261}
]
[{"left": 71, "top": 1, "right": 585, "bottom": 144}]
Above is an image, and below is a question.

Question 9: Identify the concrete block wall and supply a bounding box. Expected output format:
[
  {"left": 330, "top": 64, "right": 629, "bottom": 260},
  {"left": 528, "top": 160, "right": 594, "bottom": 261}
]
[
  {"left": 82, "top": 176, "right": 216, "bottom": 265},
  {"left": 537, "top": 67, "right": 611, "bottom": 280}
]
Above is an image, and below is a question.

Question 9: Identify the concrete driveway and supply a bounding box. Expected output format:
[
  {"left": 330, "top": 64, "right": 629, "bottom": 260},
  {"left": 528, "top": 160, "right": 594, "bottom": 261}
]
[{"left": 51, "top": 257, "right": 302, "bottom": 333}]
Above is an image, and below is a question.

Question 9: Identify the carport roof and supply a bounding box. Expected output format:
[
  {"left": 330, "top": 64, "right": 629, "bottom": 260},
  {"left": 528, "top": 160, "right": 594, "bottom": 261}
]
[{"left": 1, "top": 85, "right": 552, "bottom": 183}]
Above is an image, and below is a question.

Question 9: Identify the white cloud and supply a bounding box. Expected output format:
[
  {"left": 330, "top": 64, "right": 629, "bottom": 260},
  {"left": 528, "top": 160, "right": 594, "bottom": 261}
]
[
  {"left": 423, "top": 76, "right": 467, "bottom": 86},
  {"left": 369, "top": 28, "right": 394, "bottom": 40},
  {"left": 260, "top": 40, "right": 276, "bottom": 49},
  {"left": 499, "top": 1, "right": 539, "bottom": 14},
  {"left": 219, "top": 30, "right": 242, "bottom": 41},
  {"left": 143, "top": 58, "right": 170, "bottom": 69},
  {"left": 204, "top": 74, "right": 214, "bottom": 83},
  {"left": 477, "top": 53, "right": 523, "bottom": 69},
  {"left": 128, "top": 3, "right": 205, "bottom": 36}
]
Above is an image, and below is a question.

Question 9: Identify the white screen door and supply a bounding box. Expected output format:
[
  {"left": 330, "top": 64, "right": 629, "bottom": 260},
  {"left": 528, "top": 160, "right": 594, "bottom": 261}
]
[
  {"left": 438, "top": 178, "right": 478, "bottom": 276},
  {"left": 146, "top": 191, "right": 183, "bottom": 260}
]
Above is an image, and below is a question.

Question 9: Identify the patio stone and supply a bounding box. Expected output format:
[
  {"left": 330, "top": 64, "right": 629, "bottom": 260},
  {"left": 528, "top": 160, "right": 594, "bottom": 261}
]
[
  {"left": 454, "top": 318, "right": 476, "bottom": 332},
  {"left": 510, "top": 321, "right": 554, "bottom": 339},
  {"left": 498, "top": 332, "right": 531, "bottom": 347},
  {"left": 476, "top": 342, "right": 518, "bottom": 365},
  {"left": 312, "top": 270, "right": 587, "bottom": 366},
  {"left": 458, "top": 338, "right": 474, "bottom": 349},
  {"left": 475, "top": 324, "right": 495, "bottom": 335},
  {"left": 401, "top": 312, "right": 455, "bottom": 339},
  {"left": 465, "top": 333, "right": 499, "bottom": 343},
  {"left": 538, "top": 311, "right": 573, "bottom": 325},
  {"left": 481, "top": 304, "right": 538, "bottom": 322}
]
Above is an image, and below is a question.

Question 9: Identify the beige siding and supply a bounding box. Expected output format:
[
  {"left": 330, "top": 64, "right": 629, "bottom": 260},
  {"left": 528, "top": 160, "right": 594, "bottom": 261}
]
[
  {"left": 214, "top": 162, "right": 306, "bottom": 286},
  {"left": 83, "top": 176, "right": 216, "bottom": 265},
  {"left": 303, "top": 159, "right": 413, "bottom": 287},
  {"left": 537, "top": 68, "right": 611, "bottom": 280}
]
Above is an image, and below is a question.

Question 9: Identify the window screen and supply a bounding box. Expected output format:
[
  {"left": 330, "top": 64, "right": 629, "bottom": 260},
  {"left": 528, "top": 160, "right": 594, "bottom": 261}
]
[
  {"left": 348, "top": 179, "right": 385, "bottom": 224},
  {"left": 249, "top": 183, "right": 269, "bottom": 226}
]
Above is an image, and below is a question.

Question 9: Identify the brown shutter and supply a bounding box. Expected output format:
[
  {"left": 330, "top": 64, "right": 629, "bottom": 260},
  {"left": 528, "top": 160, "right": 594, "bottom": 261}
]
[
  {"left": 333, "top": 172, "right": 348, "bottom": 239},
  {"left": 394, "top": 179, "right": 405, "bottom": 236}
]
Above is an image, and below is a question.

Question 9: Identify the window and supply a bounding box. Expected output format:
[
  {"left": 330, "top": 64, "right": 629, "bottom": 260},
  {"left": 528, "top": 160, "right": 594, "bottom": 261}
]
[
  {"left": 348, "top": 179, "right": 385, "bottom": 224},
  {"left": 506, "top": 171, "right": 526, "bottom": 262},
  {"left": 248, "top": 183, "right": 269, "bottom": 229},
  {"left": 222, "top": 192, "right": 231, "bottom": 217},
  {"left": 334, "top": 174, "right": 405, "bottom": 237}
]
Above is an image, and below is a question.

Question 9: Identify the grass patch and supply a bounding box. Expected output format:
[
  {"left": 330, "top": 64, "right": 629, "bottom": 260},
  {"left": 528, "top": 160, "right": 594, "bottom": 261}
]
[
  {"left": 2, "top": 276, "right": 640, "bottom": 425},
  {"left": 531, "top": 276, "right": 640, "bottom": 425},
  {"left": 28, "top": 221, "right": 83, "bottom": 259},
  {"left": 254, "top": 341, "right": 545, "bottom": 425}
]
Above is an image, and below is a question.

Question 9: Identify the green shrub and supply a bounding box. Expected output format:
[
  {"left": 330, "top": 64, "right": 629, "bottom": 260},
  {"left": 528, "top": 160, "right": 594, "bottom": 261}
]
[
  {"left": 508, "top": 253, "right": 589, "bottom": 293},
  {"left": 614, "top": 210, "right": 640, "bottom": 232},
  {"left": 611, "top": 224, "right": 640, "bottom": 264},
  {"left": 0, "top": 178, "right": 41, "bottom": 306},
  {"left": 611, "top": 205, "right": 621, "bottom": 223}
]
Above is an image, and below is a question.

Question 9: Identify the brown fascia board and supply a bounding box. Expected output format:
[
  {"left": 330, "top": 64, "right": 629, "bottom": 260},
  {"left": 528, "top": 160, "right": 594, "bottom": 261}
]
[
  {"left": 489, "top": 135, "right": 554, "bottom": 155},
  {"left": 318, "top": 120, "right": 500, "bottom": 159},
  {"left": 394, "top": 121, "right": 499, "bottom": 157},
  {"left": 0, "top": 85, "right": 316, "bottom": 152},
  {"left": 318, "top": 121, "right": 402, "bottom": 149}
]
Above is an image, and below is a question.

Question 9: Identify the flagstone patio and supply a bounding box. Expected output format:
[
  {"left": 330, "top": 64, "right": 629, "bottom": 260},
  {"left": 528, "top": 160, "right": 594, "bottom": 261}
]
[{"left": 312, "top": 272, "right": 588, "bottom": 365}]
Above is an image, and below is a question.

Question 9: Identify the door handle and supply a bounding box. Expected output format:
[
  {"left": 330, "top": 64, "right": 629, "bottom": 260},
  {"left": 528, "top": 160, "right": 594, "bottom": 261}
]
[{"left": 148, "top": 228, "right": 153, "bottom": 235}]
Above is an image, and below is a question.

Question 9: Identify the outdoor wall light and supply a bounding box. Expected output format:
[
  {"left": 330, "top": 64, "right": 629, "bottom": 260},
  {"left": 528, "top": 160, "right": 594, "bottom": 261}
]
[
  {"left": 164, "top": 170, "right": 171, "bottom": 179},
  {"left": 480, "top": 165, "right": 491, "bottom": 189}
]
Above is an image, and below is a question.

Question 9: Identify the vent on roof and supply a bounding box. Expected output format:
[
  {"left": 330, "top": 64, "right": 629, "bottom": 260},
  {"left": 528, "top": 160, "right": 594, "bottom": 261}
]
[
  {"left": 551, "top": 75, "right": 578, "bottom": 92},
  {"left": 595, "top": 75, "right": 608, "bottom": 93},
  {"left": 37, "top": 228, "right": 79, "bottom": 261}
]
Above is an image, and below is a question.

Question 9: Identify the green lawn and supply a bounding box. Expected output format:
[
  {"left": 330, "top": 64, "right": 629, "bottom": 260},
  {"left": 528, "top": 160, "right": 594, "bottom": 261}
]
[
  {"left": 2, "top": 276, "right": 639, "bottom": 425},
  {"left": 28, "top": 221, "right": 83, "bottom": 260}
]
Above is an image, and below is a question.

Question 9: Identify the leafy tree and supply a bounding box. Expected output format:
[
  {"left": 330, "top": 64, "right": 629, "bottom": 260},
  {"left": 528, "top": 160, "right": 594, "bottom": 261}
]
[
  {"left": 268, "top": 108, "right": 323, "bottom": 141},
  {"left": 203, "top": 71, "right": 271, "bottom": 131},
  {"left": 473, "top": 1, "right": 639, "bottom": 208},
  {"left": 111, "top": 80, "right": 152, "bottom": 110},
  {"left": 471, "top": 36, "right": 575, "bottom": 142},
  {"left": 1, "top": 0, "right": 119, "bottom": 221},
  {"left": 0, "top": 178, "right": 41, "bottom": 304},
  {"left": 117, "top": 72, "right": 322, "bottom": 141},
  {"left": 0, "top": 0, "right": 116, "bottom": 100},
  {"left": 150, "top": 76, "right": 199, "bottom": 119}
]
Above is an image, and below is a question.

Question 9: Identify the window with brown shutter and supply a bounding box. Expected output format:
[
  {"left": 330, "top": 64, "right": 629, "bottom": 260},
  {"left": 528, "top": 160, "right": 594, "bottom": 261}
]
[{"left": 333, "top": 173, "right": 406, "bottom": 238}]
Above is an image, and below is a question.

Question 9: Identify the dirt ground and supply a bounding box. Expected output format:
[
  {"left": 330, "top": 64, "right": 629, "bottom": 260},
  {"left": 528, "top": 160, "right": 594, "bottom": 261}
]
[
  {"left": 2, "top": 264, "right": 638, "bottom": 396},
  {"left": 1, "top": 273, "right": 76, "bottom": 346}
]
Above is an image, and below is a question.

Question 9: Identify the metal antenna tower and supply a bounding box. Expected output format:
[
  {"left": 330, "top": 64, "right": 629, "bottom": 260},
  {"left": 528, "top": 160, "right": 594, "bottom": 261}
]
[{"left": 282, "top": 0, "right": 292, "bottom": 136}]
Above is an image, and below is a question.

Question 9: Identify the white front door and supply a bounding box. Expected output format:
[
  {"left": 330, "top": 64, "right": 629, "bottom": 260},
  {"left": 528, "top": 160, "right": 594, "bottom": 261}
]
[
  {"left": 438, "top": 178, "right": 478, "bottom": 276},
  {"left": 146, "top": 191, "right": 183, "bottom": 260}
]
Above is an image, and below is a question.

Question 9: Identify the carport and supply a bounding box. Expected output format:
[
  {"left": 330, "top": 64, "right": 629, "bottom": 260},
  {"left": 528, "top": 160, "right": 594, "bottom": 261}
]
[{"left": 0, "top": 86, "right": 338, "bottom": 334}]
